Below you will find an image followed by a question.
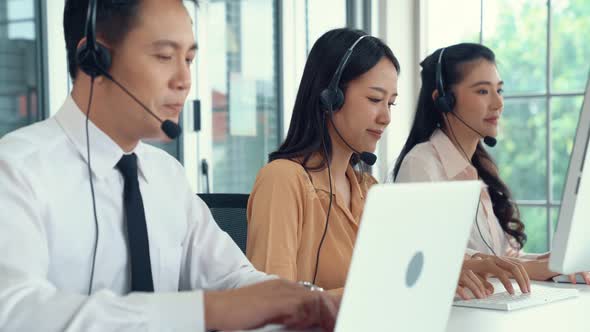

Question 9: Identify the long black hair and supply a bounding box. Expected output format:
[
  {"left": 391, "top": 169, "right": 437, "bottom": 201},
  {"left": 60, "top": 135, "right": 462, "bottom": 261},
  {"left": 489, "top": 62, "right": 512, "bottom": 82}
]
[
  {"left": 392, "top": 43, "right": 527, "bottom": 249},
  {"left": 269, "top": 28, "right": 400, "bottom": 171}
]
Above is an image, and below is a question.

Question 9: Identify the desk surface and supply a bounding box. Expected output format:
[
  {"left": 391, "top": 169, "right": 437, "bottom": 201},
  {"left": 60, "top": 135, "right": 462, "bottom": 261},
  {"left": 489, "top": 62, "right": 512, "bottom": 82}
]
[
  {"left": 446, "top": 280, "right": 589, "bottom": 332},
  {"left": 239, "top": 281, "right": 589, "bottom": 332}
]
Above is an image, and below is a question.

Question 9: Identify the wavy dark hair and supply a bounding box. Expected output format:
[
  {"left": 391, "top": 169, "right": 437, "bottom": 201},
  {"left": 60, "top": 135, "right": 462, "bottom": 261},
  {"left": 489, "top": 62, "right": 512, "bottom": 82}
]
[
  {"left": 269, "top": 28, "right": 400, "bottom": 171},
  {"left": 392, "top": 43, "right": 527, "bottom": 249}
]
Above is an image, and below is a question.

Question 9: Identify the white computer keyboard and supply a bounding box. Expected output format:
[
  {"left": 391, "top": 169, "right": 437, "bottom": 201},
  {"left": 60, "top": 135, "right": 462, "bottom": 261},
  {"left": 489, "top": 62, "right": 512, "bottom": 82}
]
[{"left": 453, "top": 287, "right": 579, "bottom": 311}]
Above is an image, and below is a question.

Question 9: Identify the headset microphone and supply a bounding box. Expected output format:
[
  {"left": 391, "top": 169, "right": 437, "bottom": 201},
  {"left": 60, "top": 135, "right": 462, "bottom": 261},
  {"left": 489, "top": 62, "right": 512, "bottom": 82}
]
[
  {"left": 100, "top": 72, "right": 182, "bottom": 140},
  {"left": 484, "top": 136, "right": 497, "bottom": 147},
  {"left": 448, "top": 112, "right": 497, "bottom": 147},
  {"left": 327, "top": 113, "right": 377, "bottom": 165},
  {"left": 360, "top": 151, "right": 377, "bottom": 166}
]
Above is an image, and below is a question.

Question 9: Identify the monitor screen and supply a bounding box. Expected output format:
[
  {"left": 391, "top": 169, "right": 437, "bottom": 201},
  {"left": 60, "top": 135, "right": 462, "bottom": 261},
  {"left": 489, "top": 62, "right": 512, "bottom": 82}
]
[{"left": 549, "top": 71, "right": 590, "bottom": 274}]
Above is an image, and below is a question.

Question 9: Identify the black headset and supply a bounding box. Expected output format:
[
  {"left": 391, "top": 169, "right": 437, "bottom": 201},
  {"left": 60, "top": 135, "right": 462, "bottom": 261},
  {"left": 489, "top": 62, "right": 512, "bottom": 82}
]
[
  {"left": 312, "top": 34, "right": 376, "bottom": 285},
  {"left": 76, "top": 0, "right": 112, "bottom": 79},
  {"left": 317, "top": 34, "right": 377, "bottom": 166},
  {"left": 77, "top": 0, "right": 103, "bottom": 296},
  {"left": 433, "top": 47, "right": 498, "bottom": 256},
  {"left": 319, "top": 34, "right": 371, "bottom": 113},
  {"left": 434, "top": 47, "right": 455, "bottom": 114}
]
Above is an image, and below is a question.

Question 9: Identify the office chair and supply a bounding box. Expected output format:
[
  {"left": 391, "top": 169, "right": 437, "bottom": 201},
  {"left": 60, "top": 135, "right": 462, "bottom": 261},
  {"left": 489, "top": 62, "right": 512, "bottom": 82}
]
[{"left": 197, "top": 193, "right": 249, "bottom": 254}]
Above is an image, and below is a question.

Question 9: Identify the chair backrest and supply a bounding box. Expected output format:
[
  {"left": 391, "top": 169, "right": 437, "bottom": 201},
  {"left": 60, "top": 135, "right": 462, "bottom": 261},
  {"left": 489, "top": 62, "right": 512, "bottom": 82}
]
[{"left": 197, "top": 193, "right": 249, "bottom": 254}]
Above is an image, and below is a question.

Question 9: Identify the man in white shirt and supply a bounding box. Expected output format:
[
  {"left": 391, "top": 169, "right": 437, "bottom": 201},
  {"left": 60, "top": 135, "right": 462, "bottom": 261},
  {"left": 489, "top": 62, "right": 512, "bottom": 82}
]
[{"left": 0, "top": 0, "right": 338, "bottom": 331}]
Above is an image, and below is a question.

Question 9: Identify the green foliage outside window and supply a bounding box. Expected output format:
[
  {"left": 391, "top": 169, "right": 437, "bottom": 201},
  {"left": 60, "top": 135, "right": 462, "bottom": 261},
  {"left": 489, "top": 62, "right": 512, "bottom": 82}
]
[{"left": 482, "top": 0, "right": 589, "bottom": 253}]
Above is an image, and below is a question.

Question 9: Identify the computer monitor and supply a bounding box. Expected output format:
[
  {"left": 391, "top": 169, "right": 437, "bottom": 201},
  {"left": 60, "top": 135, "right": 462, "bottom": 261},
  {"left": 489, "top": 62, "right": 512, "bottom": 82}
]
[{"left": 549, "top": 72, "right": 590, "bottom": 274}]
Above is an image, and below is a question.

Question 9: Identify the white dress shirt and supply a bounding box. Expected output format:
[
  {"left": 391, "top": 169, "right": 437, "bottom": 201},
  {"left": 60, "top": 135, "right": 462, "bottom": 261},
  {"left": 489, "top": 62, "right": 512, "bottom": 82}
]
[
  {"left": 0, "top": 96, "right": 272, "bottom": 331},
  {"left": 394, "top": 129, "right": 540, "bottom": 258}
]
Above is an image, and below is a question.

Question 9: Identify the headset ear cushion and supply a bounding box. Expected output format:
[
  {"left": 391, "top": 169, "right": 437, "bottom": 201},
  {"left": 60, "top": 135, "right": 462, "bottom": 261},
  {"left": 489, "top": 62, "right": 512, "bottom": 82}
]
[
  {"left": 76, "top": 41, "right": 112, "bottom": 78},
  {"left": 319, "top": 87, "right": 345, "bottom": 112},
  {"left": 320, "top": 88, "right": 337, "bottom": 112},
  {"left": 445, "top": 92, "right": 456, "bottom": 110},
  {"left": 331, "top": 88, "right": 345, "bottom": 111},
  {"left": 95, "top": 43, "right": 112, "bottom": 72},
  {"left": 435, "top": 93, "right": 455, "bottom": 114},
  {"left": 320, "top": 89, "right": 334, "bottom": 111},
  {"left": 76, "top": 41, "right": 92, "bottom": 75}
]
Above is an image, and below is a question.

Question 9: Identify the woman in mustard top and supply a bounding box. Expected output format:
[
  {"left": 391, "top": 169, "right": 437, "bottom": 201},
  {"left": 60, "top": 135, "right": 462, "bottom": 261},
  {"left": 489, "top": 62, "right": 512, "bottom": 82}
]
[{"left": 246, "top": 28, "right": 398, "bottom": 293}]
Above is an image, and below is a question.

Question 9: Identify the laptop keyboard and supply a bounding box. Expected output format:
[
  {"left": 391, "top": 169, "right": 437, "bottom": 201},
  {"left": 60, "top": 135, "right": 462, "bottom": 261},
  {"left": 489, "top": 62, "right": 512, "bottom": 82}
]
[{"left": 453, "top": 287, "right": 579, "bottom": 311}]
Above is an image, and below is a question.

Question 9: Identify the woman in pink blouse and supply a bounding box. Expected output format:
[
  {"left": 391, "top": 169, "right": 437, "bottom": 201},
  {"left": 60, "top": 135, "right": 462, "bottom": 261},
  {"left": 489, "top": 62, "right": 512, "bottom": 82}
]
[{"left": 392, "top": 43, "right": 590, "bottom": 288}]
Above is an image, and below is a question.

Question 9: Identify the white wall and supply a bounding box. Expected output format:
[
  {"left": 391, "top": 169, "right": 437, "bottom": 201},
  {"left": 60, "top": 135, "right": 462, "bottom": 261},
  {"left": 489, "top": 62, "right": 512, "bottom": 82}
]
[
  {"left": 280, "top": 0, "right": 307, "bottom": 138},
  {"left": 45, "top": 0, "right": 68, "bottom": 116},
  {"left": 375, "top": 0, "right": 421, "bottom": 182}
]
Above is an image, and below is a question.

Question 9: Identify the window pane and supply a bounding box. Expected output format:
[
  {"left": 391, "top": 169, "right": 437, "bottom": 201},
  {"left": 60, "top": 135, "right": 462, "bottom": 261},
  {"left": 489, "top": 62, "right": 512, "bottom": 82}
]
[
  {"left": 0, "top": 0, "right": 42, "bottom": 138},
  {"left": 521, "top": 206, "right": 548, "bottom": 253},
  {"left": 307, "top": 0, "right": 346, "bottom": 54},
  {"left": 424, "top": 0, "right": 480, "bottom": 54},
  {"left": 482, "top": 0, "right": 547, "bottom": 95},
  {"left": 8, "top": 21, "right": 35, "bottom": 40},
  {"left": 491, "top": 98, "right": 547, "bottom": 200},
  {"left": 7, "top": 0, "right": 34, "bottom": 20},
  {"left": 551, "top": 96, "right": 584, "bottom": 201},
  {"left": 551, "top": 0, "right": 590, "bottom": 93},
  {"left": 206, "top": 0, "right": 279, "bottom": 193}
]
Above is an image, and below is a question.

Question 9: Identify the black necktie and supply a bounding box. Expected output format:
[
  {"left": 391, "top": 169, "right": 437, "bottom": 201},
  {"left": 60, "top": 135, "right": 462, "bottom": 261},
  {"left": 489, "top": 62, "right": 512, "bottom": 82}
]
[{"left": 116, "top": 153, "right": 154, "bottom": 292}]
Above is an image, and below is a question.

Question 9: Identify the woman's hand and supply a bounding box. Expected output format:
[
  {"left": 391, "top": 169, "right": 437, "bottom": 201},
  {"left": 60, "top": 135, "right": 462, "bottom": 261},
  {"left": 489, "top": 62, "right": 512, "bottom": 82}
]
[
  {"left": 524, "top": 255, "right": 590, "bottom": 284},
  {"left": 464, "top": 254, "right": 531, "bottom": 294},
  {"left": 565, "top": 272, "right": 590, "bottom": 284},
  {"left": 455, "top": 266, "right": 494, "bottom": 300}
]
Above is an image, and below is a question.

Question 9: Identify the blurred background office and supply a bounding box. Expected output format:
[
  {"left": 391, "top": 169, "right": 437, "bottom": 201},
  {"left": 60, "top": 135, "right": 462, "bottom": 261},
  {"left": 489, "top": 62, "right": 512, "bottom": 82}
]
[{"left": 1, "top": 0, "right": 588, "bottom": 254}]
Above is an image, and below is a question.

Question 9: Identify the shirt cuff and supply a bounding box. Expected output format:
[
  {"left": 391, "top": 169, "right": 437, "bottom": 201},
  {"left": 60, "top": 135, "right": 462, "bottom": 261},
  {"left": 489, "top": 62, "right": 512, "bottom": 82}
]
[
  {"left": 465, "top": 248, "right": 482, "bottom": 258},
  {"left": 148, "top": 291, "right": 203, "bottom": 332},
  {"left": 519, "top": 251, "right": 550, "bottom": 260}
]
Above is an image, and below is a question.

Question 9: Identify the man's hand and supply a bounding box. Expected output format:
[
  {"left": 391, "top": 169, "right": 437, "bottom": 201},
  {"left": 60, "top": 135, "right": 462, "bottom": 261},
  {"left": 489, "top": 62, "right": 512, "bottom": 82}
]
[{"left": 204, "top": 279, "right": 340, "bottom": 331}]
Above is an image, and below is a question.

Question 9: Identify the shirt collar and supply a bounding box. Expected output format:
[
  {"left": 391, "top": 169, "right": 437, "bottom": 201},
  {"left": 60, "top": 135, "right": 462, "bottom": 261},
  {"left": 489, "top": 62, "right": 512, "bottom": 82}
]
[
  {"left": 306, "top": 156, "right": 367, "bottom": 200},
  {"left": 55, "top": 95, "right": 151, "bottom": 183},
  {"left": 430, "top": 129, "right": 477, "bottom": 180}
]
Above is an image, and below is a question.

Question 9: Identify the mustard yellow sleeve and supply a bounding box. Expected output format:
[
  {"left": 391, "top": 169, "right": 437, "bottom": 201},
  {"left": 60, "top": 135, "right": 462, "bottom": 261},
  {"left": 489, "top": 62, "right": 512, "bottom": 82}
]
[
  {"left": 327, "top": 287, "right": 344, "bottom": 297},
  {"left": 246, "top": 160, "right": 307, "bottom": 281}
]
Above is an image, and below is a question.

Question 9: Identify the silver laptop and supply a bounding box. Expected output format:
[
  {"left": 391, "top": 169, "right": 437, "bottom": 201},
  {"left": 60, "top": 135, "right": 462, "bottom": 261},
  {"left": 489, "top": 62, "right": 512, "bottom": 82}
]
[
  {"left": 335, "top": 181, "right": 480, "bottom": 332},
  {"left": 240, "top": 181, "right": 480, "bottom": 332}
]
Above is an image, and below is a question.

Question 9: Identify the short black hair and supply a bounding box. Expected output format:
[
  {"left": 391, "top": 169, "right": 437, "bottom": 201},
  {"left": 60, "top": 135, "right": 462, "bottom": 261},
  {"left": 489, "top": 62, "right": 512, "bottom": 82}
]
[{"left": 63, "top": 0, "right": 198, "bottom": 81}]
